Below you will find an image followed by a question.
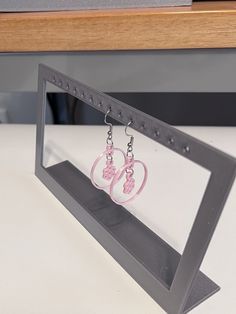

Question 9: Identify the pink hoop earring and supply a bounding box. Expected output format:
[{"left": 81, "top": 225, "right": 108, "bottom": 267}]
[
  {"left": 109, "top": 121, "right": 148, "bottom": 205},
  {"left": 90, "top": 109, "right": 125, "bottom": 190}
]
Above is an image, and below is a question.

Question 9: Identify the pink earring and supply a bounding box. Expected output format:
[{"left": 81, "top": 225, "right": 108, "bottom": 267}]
[
  {"left": 90, "top": 109, "right": 126, "bottom": 190},
  {"left": 109, "top": 121, "right": 148, "bottom": 205}
]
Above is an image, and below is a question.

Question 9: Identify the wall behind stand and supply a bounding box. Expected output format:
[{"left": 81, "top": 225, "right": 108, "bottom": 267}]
[
  {"left": 0, "top": 93, "right": 53, "bottom": 124},
  {"left": 48, "top": 92, "right": 236, "bottom": 126},
  {"left": 1, "top": 92, "right": 236, "bottom": 125},
  {"left": 0, "top": 0, "right": 192, "bottom": 12}
]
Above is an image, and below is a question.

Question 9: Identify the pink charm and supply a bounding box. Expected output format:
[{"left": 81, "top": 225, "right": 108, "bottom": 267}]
[
  {"left": 90, "top": 145, "right": 126, "bottom": 190},
  {"left": 102, "top": 144, "right": 116, "bottom": 180},
  {"left": 106, "top": 144, "right": 113, "bottom": 154},
  {"left": 123, "top": 173, "right": 135, "bottom": 194},
  {"left": 103, "top": 160, "right": 116, "bottom": 180},
  {"left": 109, "top": 158, "right": 148, "bottom": 205}
]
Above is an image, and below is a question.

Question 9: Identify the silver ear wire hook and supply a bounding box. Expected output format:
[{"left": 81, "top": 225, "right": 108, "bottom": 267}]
[
  {"left": 125, "top": 120, "right": 134, "bottom": 145},
  {"left": 104, "top": 108, "right": 112, "bottom": 129},
  {"left": 104, "top": 108, "right": 113, "bottom": 145},
  {"left": 125, "top": 120, "right": 133, "bottom": 137},
  {"left": 125, "top": 120, "right": 134, "bottom": 157}
]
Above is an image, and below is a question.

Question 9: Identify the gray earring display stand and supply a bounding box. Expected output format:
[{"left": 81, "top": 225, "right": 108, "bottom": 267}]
[{"left": 35, "top": 64, "right": 236, "bottom": 314}]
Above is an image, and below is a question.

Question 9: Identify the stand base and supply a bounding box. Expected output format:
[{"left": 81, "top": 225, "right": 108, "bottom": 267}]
[{"left": 38, "top": 160, "right": 219, "bottom": 313}]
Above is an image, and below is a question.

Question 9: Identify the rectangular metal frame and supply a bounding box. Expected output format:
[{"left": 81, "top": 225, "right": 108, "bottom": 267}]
[{"left": 35, "top": 64, "right": 236, "bottom": 314}]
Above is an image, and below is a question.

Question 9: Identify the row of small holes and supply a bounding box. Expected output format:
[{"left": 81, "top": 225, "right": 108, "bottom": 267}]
[{"left": 52, "top": 76, "right": 190, "bottom": 154}]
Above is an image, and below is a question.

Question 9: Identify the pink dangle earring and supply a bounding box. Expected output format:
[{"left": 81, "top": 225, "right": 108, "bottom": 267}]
[
  {"left": 90, "top": 109, "right": 126, "bottom": 190},
  {"left": 109, "top": 121, "right": 148, "bottom": 205}
]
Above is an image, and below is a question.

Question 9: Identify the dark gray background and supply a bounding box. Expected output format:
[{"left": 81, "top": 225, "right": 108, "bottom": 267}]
[{"left": 0, "top": 0, "right": 191, "bottom": 12}]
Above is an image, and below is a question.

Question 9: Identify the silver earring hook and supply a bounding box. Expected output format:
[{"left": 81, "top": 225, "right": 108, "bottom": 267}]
[
  {"left": 104, "top": 109, "right": 112, "bottom": 129},
  {"left": 125, "top": 120, "right": 134, "bottom": 143},
  {"left": 125, "top": 120, "right": 133, "bottom": 138},
  {"left": 125, "top": 120, "right": 134, "bottom": 157},
  {"left": 104, "top": 108, "right": 113, "bottom": 145}
]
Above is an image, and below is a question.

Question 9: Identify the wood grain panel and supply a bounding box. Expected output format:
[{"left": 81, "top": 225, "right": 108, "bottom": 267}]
[{"left": 0, "top": 1, "right": 236, "bottom": 52}]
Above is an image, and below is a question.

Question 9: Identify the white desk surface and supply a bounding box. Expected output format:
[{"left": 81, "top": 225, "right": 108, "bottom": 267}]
[{"left": 0, "top": 124, "right": 236, "bottom": 314}]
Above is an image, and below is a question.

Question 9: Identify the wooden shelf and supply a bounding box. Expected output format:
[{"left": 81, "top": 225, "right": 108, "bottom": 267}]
[{"left": 0, "top": 1, "right": 236, "bottom": 52}]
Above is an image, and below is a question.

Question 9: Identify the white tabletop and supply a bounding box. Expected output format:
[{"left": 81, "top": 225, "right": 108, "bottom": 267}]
[{"left": 0, "top": 125, "right": 235, "bottom": 314}]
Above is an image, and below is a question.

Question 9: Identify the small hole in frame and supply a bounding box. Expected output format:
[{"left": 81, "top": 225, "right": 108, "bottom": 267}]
[
  {"left": 183, "top": 145, "right": 190, "bottom": 154},
  {"left": 168, "top": 137, "right": 175, "bottom": 145},
  {"left": 154, "top": 130, "right": 160, "bottom": 138}
]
